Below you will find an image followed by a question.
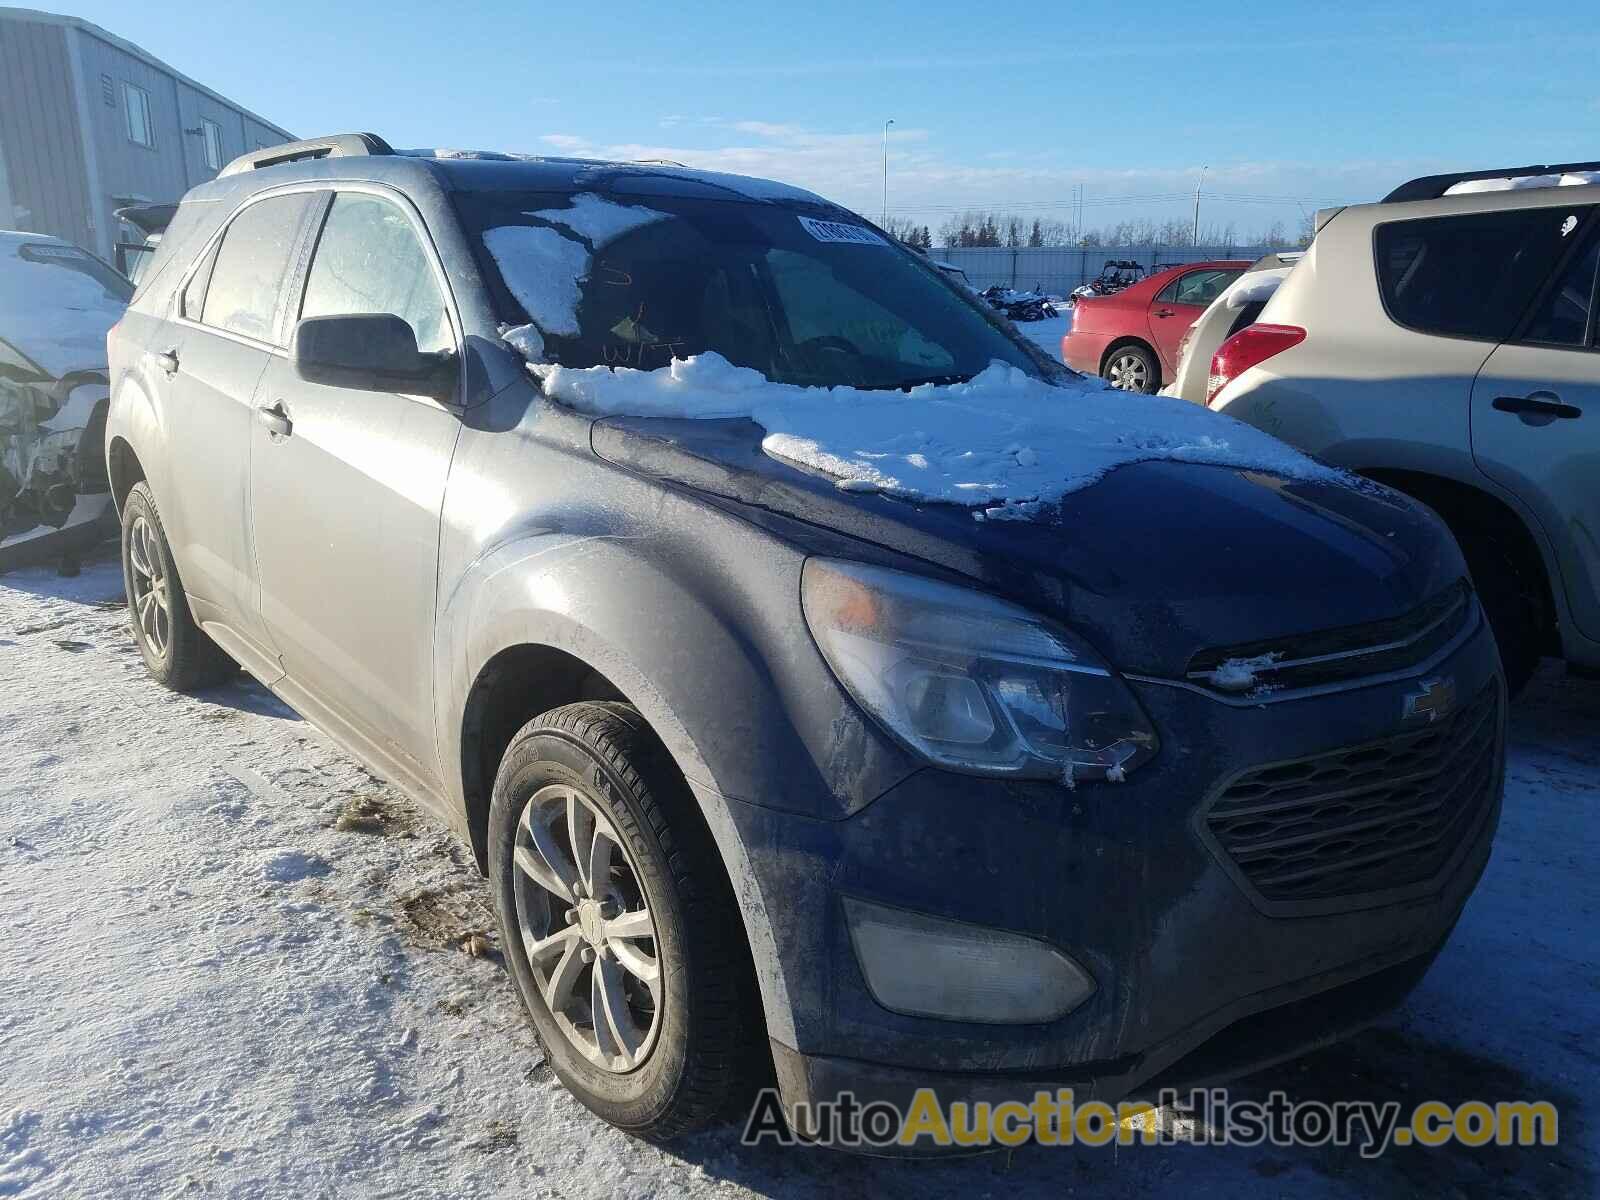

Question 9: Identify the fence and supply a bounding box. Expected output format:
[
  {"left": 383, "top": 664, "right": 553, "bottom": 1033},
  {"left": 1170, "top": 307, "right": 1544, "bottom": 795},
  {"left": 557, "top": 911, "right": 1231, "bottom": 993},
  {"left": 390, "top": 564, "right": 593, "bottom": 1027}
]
[{"left": 932, "top": 244, "right": 1299, "bottom": 296}]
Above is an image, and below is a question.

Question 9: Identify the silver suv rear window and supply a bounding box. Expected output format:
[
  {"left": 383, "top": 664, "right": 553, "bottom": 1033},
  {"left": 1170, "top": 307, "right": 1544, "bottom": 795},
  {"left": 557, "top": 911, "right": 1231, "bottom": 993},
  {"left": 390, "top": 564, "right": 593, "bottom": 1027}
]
[{"left": 1374, "top": 207, "right": 1593, "bottom": 341}]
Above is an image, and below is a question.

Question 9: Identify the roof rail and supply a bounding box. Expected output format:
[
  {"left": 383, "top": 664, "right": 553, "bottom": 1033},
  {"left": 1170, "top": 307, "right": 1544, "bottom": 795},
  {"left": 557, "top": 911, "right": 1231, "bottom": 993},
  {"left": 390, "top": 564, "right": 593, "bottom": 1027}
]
[
  {"left": 218, "top": 133, "right": 394, "bottom": 179},
  {"left": 1384, "top": 160, "right": 1600, "bottom": 203}
]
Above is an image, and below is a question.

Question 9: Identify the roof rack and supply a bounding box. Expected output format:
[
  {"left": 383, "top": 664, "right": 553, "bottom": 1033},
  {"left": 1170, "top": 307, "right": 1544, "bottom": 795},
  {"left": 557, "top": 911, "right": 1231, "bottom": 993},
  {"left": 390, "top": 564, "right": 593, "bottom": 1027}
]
[
  {"left": 1384, "top": 160, "right": 1600, "bottom": 203},
  {"left": 218, "top": 133, "right": 394, "bottom": 179}
]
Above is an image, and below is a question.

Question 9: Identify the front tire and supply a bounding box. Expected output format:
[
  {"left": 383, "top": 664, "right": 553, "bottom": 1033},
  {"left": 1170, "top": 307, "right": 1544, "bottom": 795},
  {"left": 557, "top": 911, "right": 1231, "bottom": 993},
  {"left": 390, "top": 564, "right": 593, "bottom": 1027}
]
[
  {"left": 119, "top": 482, "right": 235, "bottom": 691},
  {"left": 488, "top": 702, "right": 760, "bottom": 1138},
  {"left": 1103, "top": 343, "right": 1158, "bottom": 393}
]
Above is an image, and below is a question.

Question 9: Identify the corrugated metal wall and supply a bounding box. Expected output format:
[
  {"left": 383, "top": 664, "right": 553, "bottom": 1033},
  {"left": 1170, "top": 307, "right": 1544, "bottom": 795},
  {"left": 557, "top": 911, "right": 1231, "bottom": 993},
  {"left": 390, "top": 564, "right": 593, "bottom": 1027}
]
[
  {"left": 935, "top": 245, "right": 1299, "bottom": 295},
  {"left": 0, "top": 19, "right": 92, "bottom": 247},
  {"left": 0, "top": 11, "right": 293, "bottom": 259}
]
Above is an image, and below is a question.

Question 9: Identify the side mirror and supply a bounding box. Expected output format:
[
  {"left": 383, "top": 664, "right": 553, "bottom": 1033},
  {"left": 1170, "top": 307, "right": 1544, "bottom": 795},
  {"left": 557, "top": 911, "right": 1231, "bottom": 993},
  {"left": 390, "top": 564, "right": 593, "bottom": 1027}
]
[{"left": 290, "top": 314, "right": 454, "bottom": 400}]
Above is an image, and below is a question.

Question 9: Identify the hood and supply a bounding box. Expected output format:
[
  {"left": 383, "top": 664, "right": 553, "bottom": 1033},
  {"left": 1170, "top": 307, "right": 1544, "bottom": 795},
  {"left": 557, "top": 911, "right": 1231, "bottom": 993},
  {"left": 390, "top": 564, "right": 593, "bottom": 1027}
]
[{"left": 591, "top": 416, "right": 1464, "bottom": 677}]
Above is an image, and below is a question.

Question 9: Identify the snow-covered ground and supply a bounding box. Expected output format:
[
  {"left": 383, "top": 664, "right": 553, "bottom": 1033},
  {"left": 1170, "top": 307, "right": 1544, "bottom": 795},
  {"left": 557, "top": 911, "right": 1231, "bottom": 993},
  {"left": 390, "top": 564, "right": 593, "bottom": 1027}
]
[{"left": 2, "top": 549, "right": 1596, "bottom": 1198}]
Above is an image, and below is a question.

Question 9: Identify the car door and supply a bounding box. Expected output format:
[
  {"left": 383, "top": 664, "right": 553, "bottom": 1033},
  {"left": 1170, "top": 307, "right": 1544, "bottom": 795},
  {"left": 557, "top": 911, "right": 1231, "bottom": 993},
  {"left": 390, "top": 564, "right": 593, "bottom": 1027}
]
[
  {"left": 160, "top": 190, "right": 315, "bottom": 671},
  {"left": 1147, "top": 267, "right": 1240, "bottom": 374},
  {"left": 248, "top": 187, "right": 462, "bottom": 784},
  {"left": 1470, "top": 210, "right": 1600, "bottom": 640}
]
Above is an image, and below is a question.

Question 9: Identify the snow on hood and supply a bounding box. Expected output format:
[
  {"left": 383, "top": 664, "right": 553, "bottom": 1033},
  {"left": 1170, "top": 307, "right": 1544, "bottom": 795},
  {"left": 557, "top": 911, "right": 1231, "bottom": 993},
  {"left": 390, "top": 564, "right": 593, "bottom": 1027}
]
[
  {"left": 528, "top": 351, "right": 1345, "bottom": 519},
  {"left": 1444, "top": 171, "right": 1600, "bottom": 194}
]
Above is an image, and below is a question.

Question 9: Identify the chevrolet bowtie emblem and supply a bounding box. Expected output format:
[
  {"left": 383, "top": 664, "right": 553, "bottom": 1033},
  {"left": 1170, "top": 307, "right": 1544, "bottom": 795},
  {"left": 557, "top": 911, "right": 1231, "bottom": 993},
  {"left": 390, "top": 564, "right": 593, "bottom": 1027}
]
[{"left": 1404, "top": 676, "right": 1457, "bottom": 725}]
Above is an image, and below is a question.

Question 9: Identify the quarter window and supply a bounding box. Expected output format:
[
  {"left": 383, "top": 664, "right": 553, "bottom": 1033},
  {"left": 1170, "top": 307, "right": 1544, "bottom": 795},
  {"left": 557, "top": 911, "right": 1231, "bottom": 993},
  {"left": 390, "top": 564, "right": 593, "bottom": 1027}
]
[
  {"left": 201, "top": 119, "right": 224, "bottom": 172},
  {"left": 299, "top": 193, "right": 453, "bottom": 354},
  {"left": 123, "top": 82, "right": 153, "bottom": 147},
  {"left": 1520, "top": 224, "right": 1599, "bottom": 348},
  {"left": 200, "top": 193, "right": 313, "bottom": 343},
  {"left": 1375, "top": 207, "right": 1593, "bottom": 341}
]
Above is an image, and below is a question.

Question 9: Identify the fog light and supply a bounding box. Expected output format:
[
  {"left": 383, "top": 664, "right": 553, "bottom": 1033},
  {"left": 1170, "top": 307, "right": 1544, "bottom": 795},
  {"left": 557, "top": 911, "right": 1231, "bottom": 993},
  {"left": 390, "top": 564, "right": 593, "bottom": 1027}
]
[{"left": 843, "top": 897, "right": 1095, "bottom": 1024}]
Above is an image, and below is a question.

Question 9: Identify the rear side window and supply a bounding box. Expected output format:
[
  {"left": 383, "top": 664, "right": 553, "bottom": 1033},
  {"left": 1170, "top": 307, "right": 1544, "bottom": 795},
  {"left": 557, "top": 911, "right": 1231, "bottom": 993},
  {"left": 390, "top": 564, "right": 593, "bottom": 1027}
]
[
  {"left": 200, "top": 193, "right": 313, "bottom": 343},
  {"left": 299, "top": 193, "right": 453, "bottom": 353},
  {"left": 1519, "top": 224, "right": 1599, "bottom": 348},
  {"left": 1375, "top": 207, "right": 1592, "bottom": 341},
  {"left": 1158, "top": 268, "right": 1241, "bottom": 307}
]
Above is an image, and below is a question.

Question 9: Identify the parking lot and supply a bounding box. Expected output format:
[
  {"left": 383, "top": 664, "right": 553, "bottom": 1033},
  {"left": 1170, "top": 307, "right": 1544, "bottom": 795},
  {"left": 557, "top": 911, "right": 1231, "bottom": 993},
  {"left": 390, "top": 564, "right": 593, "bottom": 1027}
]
[{"left": 2, "top": 549, "right": 1594, "bottom": 1198}]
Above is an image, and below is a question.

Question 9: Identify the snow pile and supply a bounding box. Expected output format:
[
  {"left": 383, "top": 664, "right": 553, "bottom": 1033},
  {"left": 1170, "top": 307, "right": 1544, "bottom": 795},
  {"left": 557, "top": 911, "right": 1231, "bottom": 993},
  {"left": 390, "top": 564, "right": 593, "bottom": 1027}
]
[
  {"left": 1223, "top": 267, "right": 1291, "bottom": 310},
  {"left": 1444, "top": 171, "right": 1600, "bottom": 194},
  {"left": 529, "top": 352, "right": 1346, "bottom": 516}
]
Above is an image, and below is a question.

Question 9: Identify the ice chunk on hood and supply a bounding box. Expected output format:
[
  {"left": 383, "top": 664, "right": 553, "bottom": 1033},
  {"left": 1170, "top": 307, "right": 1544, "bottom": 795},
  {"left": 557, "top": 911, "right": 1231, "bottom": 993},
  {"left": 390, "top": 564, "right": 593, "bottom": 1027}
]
[{"left": 530, "top": 352, "right": 1347, "bottom": 517}]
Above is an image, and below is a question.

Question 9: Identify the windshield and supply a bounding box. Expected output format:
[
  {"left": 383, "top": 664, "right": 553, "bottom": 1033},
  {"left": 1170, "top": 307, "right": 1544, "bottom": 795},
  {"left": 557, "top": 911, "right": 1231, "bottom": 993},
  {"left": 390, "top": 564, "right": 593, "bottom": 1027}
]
[{"left": 458, "top": 191, "right": 1045, "bottom": 389}]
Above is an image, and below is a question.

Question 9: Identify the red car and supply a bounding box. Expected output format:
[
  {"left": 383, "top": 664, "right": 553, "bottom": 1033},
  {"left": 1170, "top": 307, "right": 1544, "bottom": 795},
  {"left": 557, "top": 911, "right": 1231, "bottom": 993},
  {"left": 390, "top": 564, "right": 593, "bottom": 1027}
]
[{"left": 1062, "top": 260, "right": 1250, "bottom": 392}]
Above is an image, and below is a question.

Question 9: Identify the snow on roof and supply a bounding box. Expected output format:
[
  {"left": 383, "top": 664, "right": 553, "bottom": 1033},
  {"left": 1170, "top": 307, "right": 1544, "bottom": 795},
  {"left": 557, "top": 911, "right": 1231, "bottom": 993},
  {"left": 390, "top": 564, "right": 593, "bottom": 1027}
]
[
  {"left": 528, "top": 352, "right": 1345, "bottom": 519},
  {"left": 1444, "top": 171, "right": 1600, "bottom": 195}
]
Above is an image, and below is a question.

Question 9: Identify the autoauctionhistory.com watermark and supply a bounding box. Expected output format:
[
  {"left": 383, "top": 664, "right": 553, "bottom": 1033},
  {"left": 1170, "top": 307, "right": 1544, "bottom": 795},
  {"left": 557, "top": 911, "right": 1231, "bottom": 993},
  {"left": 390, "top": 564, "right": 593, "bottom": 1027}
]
[{"left": 741, "top": 1087, "right": 1561, "bottom": 1156}]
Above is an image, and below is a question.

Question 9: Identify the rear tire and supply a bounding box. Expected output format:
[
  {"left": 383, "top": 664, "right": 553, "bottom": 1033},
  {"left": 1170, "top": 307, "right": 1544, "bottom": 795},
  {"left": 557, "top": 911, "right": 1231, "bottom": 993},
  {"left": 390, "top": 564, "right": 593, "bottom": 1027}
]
[
  {"left": 1457, "top": 526, "right": 1542, "bottom": 697},
  {"left": 119, "top": 482, "right": 236, "bottom": 692},
  {"left": 1103, "top": 344, "right": 1158, "bottom": 393},
  {"left": 488, "top": 701, "right": 761, "bottom": 1138}
]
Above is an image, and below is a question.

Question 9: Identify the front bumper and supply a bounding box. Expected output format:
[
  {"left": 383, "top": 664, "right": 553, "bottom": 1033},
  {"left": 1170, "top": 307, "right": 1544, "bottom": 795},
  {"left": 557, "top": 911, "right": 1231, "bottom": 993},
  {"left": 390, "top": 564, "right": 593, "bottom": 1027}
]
[{"left": 711, "top": 612, "right": 1503, "bottom": 1122}]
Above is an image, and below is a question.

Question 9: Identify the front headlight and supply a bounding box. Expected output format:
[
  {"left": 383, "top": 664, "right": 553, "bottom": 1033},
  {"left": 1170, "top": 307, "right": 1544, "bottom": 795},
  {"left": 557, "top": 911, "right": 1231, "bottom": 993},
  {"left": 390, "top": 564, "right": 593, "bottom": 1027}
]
[{"left": 801, "top": 558, "right": 1158, "bottom": 782}]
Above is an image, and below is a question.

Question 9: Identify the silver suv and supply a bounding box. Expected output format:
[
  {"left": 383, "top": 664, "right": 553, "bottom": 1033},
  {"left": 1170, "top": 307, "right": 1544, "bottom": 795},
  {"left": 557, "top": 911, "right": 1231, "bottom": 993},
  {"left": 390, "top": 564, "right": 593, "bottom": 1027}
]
[{"left": 1210, "top": 162, "right": 1600, "bottom": 693}]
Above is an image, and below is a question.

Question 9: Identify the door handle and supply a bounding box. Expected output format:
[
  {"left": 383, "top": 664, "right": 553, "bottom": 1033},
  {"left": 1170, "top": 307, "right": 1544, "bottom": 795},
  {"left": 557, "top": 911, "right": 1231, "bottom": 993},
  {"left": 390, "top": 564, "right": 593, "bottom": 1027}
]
[
  {"left": 256, "top": 402, "right": 293, "bottom": 438},
  {"left": 1154, "top": 308, "right": 1175, "bottom": 318},
  {"left": 1492, "top": 392, "right": 1582, "bottom": 425},
  {"left": 154, "top": 349, "right": 179, "bottom": 376}
]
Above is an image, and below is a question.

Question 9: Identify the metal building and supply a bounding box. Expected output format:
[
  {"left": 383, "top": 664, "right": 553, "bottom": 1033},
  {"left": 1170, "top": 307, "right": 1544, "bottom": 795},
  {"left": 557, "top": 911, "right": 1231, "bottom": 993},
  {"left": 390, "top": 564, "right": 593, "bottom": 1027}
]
[{"left": 0, "top": 6, "right": 292, "bottom": 262}]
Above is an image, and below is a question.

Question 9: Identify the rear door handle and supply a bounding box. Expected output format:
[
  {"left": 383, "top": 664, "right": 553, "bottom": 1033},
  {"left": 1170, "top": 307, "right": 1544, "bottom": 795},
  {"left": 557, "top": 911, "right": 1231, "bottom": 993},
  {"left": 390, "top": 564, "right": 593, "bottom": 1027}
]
[
  {"left": 1492, "top": 392, "right": 1582, "bottom": 424},
  {"left": 154, "top": 349, "right": 179, "bottom": 376},
  {"left": 1154, "top": 308, "right": 1175, "bottom": 318},
  {"left": 256, "top": 402, "right": 292, "bottom": 438}
]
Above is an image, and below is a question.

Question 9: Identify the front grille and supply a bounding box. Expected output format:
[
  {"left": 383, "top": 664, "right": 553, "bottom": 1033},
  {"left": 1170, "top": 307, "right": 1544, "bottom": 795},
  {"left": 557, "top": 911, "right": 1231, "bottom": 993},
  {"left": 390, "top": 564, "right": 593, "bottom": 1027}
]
[
  {"left": 1187, "top": 580, "right": 1473, "bottom": 694},
  {"left": 1203, "top": 682, "right": 1499, "bottom": 905}
]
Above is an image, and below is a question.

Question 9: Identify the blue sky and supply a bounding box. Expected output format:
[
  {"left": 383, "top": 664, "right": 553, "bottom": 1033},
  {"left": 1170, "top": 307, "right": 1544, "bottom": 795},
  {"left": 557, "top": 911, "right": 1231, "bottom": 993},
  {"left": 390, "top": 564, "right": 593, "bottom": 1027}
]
[{"left": 67, "top": 0, "right": 1599, "bottom": 238}]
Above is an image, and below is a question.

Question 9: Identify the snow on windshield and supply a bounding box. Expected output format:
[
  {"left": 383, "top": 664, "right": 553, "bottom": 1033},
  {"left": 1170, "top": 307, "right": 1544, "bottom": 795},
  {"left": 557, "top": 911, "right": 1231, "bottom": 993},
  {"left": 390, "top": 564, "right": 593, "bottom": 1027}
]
[
  {"left": 482, "top": 193, "right": 673, "bottom": 351},
  {"left": 0, "top": 238, "right": 128, "bottom": 378},
  {"left": 530, "top": 352, "right": 1345, "bottom": 519},
  {"left": 1223, "top": 268, "right": 1291, "bottom": 310}
]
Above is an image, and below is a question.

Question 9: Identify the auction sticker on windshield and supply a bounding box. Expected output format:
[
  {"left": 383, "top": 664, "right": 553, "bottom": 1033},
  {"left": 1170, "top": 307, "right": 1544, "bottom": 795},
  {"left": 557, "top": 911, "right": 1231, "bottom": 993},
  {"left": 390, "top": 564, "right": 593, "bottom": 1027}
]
[{"left": 797, "top": 215, "right": 887, "bottom": 246}]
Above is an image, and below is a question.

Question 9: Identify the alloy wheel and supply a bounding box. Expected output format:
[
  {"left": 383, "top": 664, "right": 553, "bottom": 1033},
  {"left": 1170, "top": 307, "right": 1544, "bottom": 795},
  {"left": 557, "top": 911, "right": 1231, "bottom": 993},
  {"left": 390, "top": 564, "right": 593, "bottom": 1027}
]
[
  {"left": 127, "top": 515, "right": 172, "bottom": 659},
  {"left": 512, "top": 783, "right": 662, "bottom": 1072},
  {"left": 1107, "top": 352, "right": 1149, "bottom": 392}
]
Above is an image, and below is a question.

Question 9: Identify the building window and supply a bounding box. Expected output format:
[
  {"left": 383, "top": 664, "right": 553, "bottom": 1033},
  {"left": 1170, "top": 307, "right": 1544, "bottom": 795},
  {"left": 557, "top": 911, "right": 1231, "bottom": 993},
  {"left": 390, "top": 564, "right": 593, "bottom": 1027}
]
[
  {"left": 201, "top": 118, "right": 223, "bottom": 171},
  {"left": 123, "top": 81, "right": 154, "bottom": 147}
]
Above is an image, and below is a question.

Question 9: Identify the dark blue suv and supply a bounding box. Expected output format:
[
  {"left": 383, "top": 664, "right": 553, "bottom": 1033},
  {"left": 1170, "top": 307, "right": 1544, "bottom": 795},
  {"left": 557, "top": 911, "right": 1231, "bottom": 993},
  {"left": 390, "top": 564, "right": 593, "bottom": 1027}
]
[{"left": 106, "top": 134, "right": 1503, "bottom": 1143}]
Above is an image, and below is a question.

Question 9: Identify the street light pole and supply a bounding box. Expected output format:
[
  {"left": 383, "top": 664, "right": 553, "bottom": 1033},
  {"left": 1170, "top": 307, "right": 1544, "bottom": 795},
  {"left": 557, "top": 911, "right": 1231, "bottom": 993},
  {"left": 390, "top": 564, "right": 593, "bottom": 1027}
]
[
  {"left": 1192, "top": 165, "right": 1208, "bottom": 246},
  {"left": 882, "top": 118, "right": 894, "bottom": 228}
]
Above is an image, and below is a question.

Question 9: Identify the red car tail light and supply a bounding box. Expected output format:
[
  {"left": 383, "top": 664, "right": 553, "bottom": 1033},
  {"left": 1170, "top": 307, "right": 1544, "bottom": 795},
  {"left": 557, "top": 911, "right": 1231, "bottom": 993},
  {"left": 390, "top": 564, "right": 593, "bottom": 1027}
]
[{"left": 1207, "top": 324, "right": 1305, "bottom": 405}]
